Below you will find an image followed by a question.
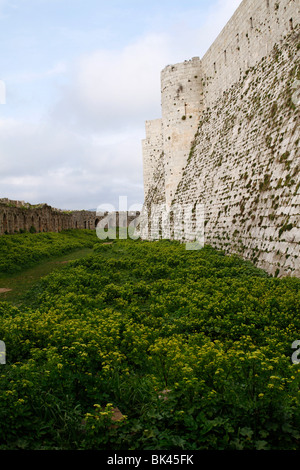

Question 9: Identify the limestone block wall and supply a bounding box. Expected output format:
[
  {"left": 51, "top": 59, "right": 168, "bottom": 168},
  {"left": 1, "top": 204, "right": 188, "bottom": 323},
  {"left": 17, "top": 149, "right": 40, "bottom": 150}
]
[
  {"left": 142, "top": 119, "right": 163, "bottom": 198},
  {"left": 202, "top": 0, "right": 300, "bottom": 107},
  {"left": 161, "top": 57, "right": 204, "bottom": 206},
  {"left": 174, "top": 28, "right": 299, "bottom": 277},
  {"left": 141, "top": 0, "right": 299, "bottom": 277},
  {"left": 140, "top": 148, "right": 166, "bottom": 240}
]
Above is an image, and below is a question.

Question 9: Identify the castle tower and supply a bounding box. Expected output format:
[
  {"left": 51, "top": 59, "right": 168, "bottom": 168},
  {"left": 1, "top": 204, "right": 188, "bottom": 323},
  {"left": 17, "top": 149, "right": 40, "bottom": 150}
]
[
  {"left": 161, "top": 57, "right": 204, "bottom": 206},
  {"left": 142, "top": 119, "right": 163, "bottom": 199}
]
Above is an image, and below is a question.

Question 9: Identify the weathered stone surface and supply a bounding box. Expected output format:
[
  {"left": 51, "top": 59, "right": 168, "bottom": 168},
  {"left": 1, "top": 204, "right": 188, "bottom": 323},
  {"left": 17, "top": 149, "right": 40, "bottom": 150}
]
[
  {"left": 142, "top": 0, "right": 300, "bottom": 278},
  {"left": 0, "top": 199, "right": 139, "bottom": 236},
  {"left": 0, "top": 199, "right": 96, "bottom": 235}
]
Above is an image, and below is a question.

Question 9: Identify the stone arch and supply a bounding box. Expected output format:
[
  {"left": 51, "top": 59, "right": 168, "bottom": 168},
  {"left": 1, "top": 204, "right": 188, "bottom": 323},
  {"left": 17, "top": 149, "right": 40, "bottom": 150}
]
[
  {"left": 23, "top": 214, "right": 27, "bottom": 232},
  {"left": 3, "top": 213, "right": 7, "bottom": 233},
  {"left": 31, "top": 215, "right": 35, "bottom": 232},
  {"left": 14, "top": 214, "right": 18, "bottom": 233}
]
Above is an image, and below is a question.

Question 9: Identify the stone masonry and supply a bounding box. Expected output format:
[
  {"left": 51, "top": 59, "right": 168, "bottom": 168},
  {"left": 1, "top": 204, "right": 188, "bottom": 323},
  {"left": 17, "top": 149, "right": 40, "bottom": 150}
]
[
  {"left": 0, "top": 198, "right": 98, "bottom": 235},
  {"left": 0, "top": 198, "right": 139, "bottom": 236},
  {"left": 142, "top": 0, "right": 300, "bottom": 277}
]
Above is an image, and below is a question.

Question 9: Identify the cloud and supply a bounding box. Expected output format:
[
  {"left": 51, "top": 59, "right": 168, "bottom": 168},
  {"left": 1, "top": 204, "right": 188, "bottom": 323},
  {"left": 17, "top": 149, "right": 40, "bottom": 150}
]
[
  {"left": 0, "top": 117, "right": 144, "bottom": 209},
  {"left": 9, "top": 62, "right": 67, "bottom": 84},
  {"left": 157, "top": 0, "right": 243, "bottom": 60},
  {"left": 0, "top": 0, "right": 243, "bottom": 210},
  {"left": 51, "top": 0, "right": 242, "bottom": 134},
  {"left": 51, "top": 32, "right": 171, "bottom": 133}
]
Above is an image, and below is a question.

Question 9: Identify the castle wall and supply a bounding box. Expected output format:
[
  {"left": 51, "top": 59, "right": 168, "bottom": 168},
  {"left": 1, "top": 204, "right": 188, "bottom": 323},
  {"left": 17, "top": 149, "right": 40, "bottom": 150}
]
[
  {"left": 141, "top": 0, "right": 300, "bottom": 277},
  {"left": 202, "top": 0, "right": 299, "bottom": 108},
  {"left": 0, "top": 199, "right": 140, "bottom": 236},
  {"left": 0, "top": 199, "right": 98, "bottom": 235},
  {"left": 72, "top": 210, "right": 98, "bottom": 230},
  {"left": 174, "top": 28, "right": 299, "bottom": 277},
  {"left": 142, "top": 119, "right": 163, "bottom": 198},
  {"left": 161, "top": 57, "right": 204, "bottom": 206},
  {"left": 0, "top": 201, "right": 72, "bottom": 235}
]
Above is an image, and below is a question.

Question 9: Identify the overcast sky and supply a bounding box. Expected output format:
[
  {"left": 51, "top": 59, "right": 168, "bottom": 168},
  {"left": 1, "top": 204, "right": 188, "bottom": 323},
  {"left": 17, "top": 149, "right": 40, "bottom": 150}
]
[{"left": 0, "top": 0, "right": 242, "bottom": 211}]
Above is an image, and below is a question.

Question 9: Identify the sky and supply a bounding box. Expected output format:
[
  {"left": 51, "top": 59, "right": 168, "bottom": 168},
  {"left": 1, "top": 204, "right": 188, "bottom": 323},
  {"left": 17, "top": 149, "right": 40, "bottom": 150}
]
[{"left": 0, "top": 0, "right": 242, "bottom": 211}]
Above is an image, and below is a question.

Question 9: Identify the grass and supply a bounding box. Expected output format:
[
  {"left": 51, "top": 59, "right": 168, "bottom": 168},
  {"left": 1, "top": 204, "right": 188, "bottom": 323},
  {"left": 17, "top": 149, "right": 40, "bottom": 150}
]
[
  {"left": 0, "top": 235, "right": 299, "bottom": 450},
  {"left": 0, "top": 247, "right": 94, "bottom": 306}
]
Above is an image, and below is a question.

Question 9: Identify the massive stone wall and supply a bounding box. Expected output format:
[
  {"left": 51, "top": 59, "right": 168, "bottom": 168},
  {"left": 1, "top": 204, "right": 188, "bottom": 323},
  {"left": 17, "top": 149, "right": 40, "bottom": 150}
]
[
  {"left": 141, "top": 0, "right": 300, "bottom": 277},
  {"left": 175, "top": 29, "right": 299, "bottom": 277}
]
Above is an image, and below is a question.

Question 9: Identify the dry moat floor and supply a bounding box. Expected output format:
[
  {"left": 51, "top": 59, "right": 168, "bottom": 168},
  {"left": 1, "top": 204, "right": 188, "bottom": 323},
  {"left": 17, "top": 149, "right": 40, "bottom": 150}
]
[{"left": 0, "top": 230, "right": 299, "bottom": 450}]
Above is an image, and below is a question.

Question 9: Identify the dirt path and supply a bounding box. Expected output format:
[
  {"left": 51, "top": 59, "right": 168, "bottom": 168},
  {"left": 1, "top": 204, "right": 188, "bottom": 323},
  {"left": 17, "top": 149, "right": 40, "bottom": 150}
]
[
  {"left": 0, "top": 247, "right": 93, "bottom": 304},
  {"left": 0, "top": 288, "right": 12, "bottom": 294}
]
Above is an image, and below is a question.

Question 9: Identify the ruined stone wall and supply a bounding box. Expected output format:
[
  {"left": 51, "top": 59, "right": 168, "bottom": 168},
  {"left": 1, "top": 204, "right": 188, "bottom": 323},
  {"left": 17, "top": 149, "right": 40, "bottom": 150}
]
[
  {"left": 141, "top": 0, "right": 300, "bottom": 277},
  {"left": 0, "top": 199, "right": 140, "bottom": 236},
  {"left": 72, "top": 210, "right": 98, "bottom": 230},
  {"left": 0, "top": 200, "right": 71, "bottom": 235},
  {"left": 0, "top": 199, "right": 98, "bottom": 235}
]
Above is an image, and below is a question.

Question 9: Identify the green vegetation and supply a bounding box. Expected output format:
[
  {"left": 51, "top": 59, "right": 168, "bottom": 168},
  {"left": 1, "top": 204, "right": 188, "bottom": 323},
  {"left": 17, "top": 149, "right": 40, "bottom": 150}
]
[
  {"left": 259, "top": 173, "right": 271, "bottom": 192},
  {"left": 0, "top": 233, "right": 299, "bottom": 450},
  {"left": 0, "top": 230, "right": 96, "bottom": 274},
  {"left": 0, "top": 247, "right": 94, "bottom": 305},
  {"left": 279, "top": 221, "right": 294, "bottom": 237}
]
